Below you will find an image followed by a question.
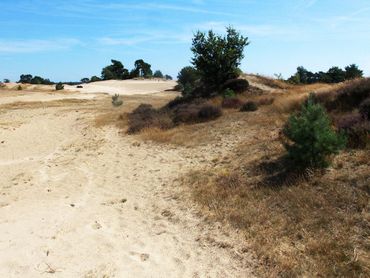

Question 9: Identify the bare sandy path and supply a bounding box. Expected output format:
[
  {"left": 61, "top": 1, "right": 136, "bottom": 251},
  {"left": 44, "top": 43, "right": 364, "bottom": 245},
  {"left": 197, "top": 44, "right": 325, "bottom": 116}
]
[{"left": 0, "top": 96, "right": 254, "bottom": 277}]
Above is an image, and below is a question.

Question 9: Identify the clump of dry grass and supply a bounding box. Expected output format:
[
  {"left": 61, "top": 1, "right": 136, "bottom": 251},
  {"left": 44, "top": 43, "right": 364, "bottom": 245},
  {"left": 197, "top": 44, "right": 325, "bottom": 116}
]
[
  {"left": 185, "top": 144, "right": 370, "bottom": 277},
  {"left": 250, "top": 74, "right": 292, "bottom": 90}
]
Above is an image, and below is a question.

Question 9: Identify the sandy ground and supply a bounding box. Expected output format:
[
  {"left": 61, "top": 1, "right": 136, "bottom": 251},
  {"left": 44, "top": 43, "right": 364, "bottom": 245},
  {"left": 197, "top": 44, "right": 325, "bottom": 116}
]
[
  {"left": 0, "top": 90, "right": 254, "bottom": 277},
  {"left": 64, "top": 80, "right": 177, "bottom": 95}
]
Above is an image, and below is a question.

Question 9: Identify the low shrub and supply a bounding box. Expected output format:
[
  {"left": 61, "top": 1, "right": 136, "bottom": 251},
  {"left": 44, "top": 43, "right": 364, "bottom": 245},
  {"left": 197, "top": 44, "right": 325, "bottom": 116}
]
[
  {"left": 256, "top": 97, "right": 275, "bottom": 106},
  {"left": 222, "top": 78, "right": 249, "bottom": 94},
  {"left": 359, "top": 98, "right": 370, "bottom": 119},
  {"left": 240, "top": 101, "right": 258, "bottom": 112},
  {"left": 55, "top": 82, "right": 64, "bottom": 90},
  {"left": 333, "top": 78, "right": 370, "bottom": 111},
  {"left": 223, "top": 88, "right": 235, "bottom": 98},
  {"left": 336, "top": 113, "right": 370, "bottom": 149},
  {"left": 173, "top": 104, "right": 201, "bottom": 124},
  {"left": 127, "top": 104, "right": 173, "bottom": 134},
  {"left": 112, "top": 94, "right": 123, "bottom": 107},
  {"left": 198, "top": 104, "right": 222, "bottom": 121},
  {"left": 76, "top": 85, "right": 83, "bottom": 89},
  {"left": 283, "top": 96, "right": 346, "bottom": 169},
  {"left": 17, "top": 85, "right": 22, "bottom": 90},
  {"left": 222, "top": 97, "right": 243, "bottom": 109}
]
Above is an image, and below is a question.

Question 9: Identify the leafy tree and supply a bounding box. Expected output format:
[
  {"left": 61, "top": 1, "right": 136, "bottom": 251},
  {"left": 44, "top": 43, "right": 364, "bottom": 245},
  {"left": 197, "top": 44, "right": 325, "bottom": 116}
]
[
  {"left": 283, "top": 95, "right": 346, "bottom": 169},
  {"left": 326, "top": 67, "right": 346, "bottom": 83},
  {"left": 30, "top": 76, "right": 45, "bottom": 84},
  {"left": 345, "top": 64, "right": 363, "bottom": 80},
  {"left": 3, "top": 79, "right": 10, "bottom": 83},
  {"left": 131, "top": 59, "right": 152, "bottom": 78},
  {"left": 165, "top": 75, "right": 173, "bottom": 80},
  {"left": 101, "top": 59, "right": 129, "bottom": 80},
  {"left": 81, "top": 78, "right": 90, "bottom": 83},
  {"left": 153, "top": 70, "right": 164, "bottom": 78},
  {"left": 90, "top": 76, "right": 101, "bottom": 82},
  {"left": 19, "top": 74, "right": 33, "bottom": 83},
  {"left": 177, "top": 66, "right": 199, "bottom": 87},
  {"left": 191, "top": 27, "right": 249, "bottom": 92}
]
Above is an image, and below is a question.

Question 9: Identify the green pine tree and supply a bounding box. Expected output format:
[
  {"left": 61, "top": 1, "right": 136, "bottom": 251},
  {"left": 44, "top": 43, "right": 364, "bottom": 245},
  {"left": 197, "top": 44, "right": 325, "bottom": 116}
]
[{"left": 283, "top": 95, "right": 346, "bottom": 169}]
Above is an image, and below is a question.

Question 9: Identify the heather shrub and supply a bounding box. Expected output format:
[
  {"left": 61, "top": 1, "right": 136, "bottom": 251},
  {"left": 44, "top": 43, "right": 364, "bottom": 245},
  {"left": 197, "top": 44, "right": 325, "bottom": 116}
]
[
  {"left": 223, "top": 88, "right": 235, "bottom": 98},
  {"left": 336, "top": 113, "right": 370, "bottom": 149},
  {"left": 256, "top": 97, "right": 275, "bottom": 106},
  {"left": 127, "top": 104, "right": 173, "bottom": 134},
  {"left": 221, "top": 79, "right": 249, "bottom": 93},
  {"left": 173, "top": 104, "right": 202, "bottom": 124},
  {"left": 55, "top": 82, "right": 64, "bottom": 90},
  {"left": 283, "top": 96, "right": 346, "bottom": 169},
  {"left": 240, "top": 101, "right": 258, "bottom": 112},
  {"left": 112, "top": 94, "right": 123, "bottom": 107},
  {"left": 197, "top": 104, "right": 222, "bottom": 121},
  {"left": 222, "top": 97, "right": 243, "bottom": 109},
  {"left": 335, "top": 78, "right": 370, "bottom": 111},
  {"left": 359, "top": 98, "right": 370, "bottom": 119}
]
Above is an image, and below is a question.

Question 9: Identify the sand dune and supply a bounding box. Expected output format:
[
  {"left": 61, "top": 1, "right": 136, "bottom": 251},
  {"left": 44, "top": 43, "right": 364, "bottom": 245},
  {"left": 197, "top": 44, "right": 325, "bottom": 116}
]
[
  {"left": 0, "top": 90, "right": 254, "bottom": 277},
  {"left": 64, "top": 79, "right": 177, "bottom": 95}
]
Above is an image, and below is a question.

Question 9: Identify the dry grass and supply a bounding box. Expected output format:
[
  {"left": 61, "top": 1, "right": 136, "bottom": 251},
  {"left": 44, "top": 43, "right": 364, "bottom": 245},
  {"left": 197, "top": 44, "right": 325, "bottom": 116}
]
[
  {"left": 0, "top": 99, "right": 90, "bottom": 110},
  {"left": 184, "top": 129, "right": 370, "bottom": 277},
  {"left": 249, "top": 74, "right": 292, "bottom": 90}
]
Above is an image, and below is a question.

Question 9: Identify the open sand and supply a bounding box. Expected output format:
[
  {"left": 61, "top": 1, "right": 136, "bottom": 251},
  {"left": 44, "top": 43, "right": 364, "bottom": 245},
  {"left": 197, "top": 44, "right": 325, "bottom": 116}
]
[
  {"left": 0, "top": 88, "right": 254, "bottom": 277},
  {"left": 64, "top": 80, "right": 177, "bottom": 95}
]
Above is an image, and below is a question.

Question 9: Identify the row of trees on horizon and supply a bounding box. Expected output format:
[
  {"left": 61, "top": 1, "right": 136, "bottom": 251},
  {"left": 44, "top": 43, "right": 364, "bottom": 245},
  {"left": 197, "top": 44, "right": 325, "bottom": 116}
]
[{"left": 11, "top": 59, "right": 172, "bottom": 85}]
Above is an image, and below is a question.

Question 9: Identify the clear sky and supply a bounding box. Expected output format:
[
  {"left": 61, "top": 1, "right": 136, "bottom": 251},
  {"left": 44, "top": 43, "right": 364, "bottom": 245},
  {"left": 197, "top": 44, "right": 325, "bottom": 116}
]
[{"left": 0, "top": 0, "right": 369, "bottom": 82}]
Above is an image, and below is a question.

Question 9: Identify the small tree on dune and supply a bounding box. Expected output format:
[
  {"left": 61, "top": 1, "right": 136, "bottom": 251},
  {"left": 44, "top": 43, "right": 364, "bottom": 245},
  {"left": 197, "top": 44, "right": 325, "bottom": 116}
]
[
  {"left": 283, "top": 95, "right": 346, "bottom": 169},
  {"left": 191, "top": 27, "right": 249, "bottom": 93}
]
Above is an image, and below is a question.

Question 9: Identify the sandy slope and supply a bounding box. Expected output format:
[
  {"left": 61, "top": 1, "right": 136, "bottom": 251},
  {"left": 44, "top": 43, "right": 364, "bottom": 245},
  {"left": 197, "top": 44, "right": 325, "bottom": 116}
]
[
  {"left": 0, "top": 91, "right": 254, "bottom": 277},
  {"left": 64, "top": 80, "right": 177, "bottom": 95}
]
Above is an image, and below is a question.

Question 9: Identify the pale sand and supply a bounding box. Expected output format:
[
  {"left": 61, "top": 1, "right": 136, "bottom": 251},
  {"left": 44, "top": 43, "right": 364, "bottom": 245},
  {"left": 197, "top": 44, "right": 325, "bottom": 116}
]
[
  {"left": 0, "top": 90, "right": 254, "bottom": 277},
  {"left": 64, "top": 80, "right": 177, "bottom": 95}
]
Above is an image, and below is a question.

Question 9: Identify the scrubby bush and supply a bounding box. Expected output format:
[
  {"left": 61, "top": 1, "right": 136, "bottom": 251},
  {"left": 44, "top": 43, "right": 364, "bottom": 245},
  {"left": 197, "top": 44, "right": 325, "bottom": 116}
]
[
  {"left": 112, "top": 94, "right": 123, "bottom": 107},
  {"left": 127, "top": 104, "right": 173, "bottom": 134},
  {"left": 240, "top": 101, "right": 258, "bottom": 112},
  {"left": 256, "top": 97, "right": 275, "bottom": 106},
  {"left": 335, "top": 78, "right": 370, "bottom": 111},
  {"left": 198, "top": 104, "right": 222, "bottom": 121},
  {"left": 335, "top": 113, "right": 370, "bottom": 149},
  {"left": 283, "top": 96, "right": 346, "bottom": 169},
  {"left": 221, "top": 79, "right": 249, "bottom": 94},
  {"left": 359, "top": 98, "right": 370, "bottom": 119},
  {"left": 153, "top": 70, "right": 164, "bottom": 78},
  {"left": 223, "top": 88, "right": 235, "bottom": 98},
  {"left": 17, "top": 85, "right": 22, "bottom": 90},
  {"left": 222, "top": 97, "right": 243, "bottom": 109},
  {"left": 55, "top": 82, "right": 64, "bottom": 90}
]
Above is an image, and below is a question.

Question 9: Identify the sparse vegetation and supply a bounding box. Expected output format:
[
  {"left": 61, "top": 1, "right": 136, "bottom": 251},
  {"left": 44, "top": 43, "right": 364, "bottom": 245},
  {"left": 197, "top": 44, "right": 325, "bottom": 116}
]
[
  {"left": 240, "top": 101, "right": 258, "bottom": 112},
  {"left": 112, "top": 94, "right": 123, "bottom": 107},
  {"left": 55, "top": 82, "right": 64, "bottom": 90}
]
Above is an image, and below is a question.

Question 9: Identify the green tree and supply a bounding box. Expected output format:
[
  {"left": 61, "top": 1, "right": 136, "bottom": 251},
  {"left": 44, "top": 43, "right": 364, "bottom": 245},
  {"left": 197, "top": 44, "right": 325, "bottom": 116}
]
[
  {"left": 191, "top": 27, "right": 249, "bottom": 92},
  {"left": 326, "top": 67, "right": 346, "bottom": 83},
  {"left": 90, "top": 76, "right": 101, "bottom": 82},
  {"left": 81, "top": 78, "right": 90, "bottom": 83},
  {"left": 131, "top": 59, "right": 152, "bottom": 78},
  {"left": 153, "top": 70, "right": 164, "bottom": 78},
  {"left": 19, "top": 74, "right": 33, "bottom": 83},
  {"left": 101, "top": 59, "right": 129, "bottom": 80},
  {"left": 345, "top": 64, "right": 363, "bottom": 80},
  {"left": 165, "top": 75, "right": 172, "bottom": 80},
  {"left": 3, "top": 79, "right": 10, "bottom": 83},
  {"left": 283, "top": 95, "right": 346, "bottom": 169}
]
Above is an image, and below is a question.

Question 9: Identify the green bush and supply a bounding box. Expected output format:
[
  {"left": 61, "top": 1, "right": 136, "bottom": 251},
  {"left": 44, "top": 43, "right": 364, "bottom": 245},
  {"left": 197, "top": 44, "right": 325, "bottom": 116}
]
[
  {"left": 240, "top": 101, "right": 258, "bottom": 112},
  {"left": 221, "top": 79, "right": 249, "bottom": 94},
  {"left": 55, "top": 83, "right": 64, "bottom": 90},
  {"left": 112, "top": 94, "right": 123, "bottom": 107},
  {"left": 223, "top": 88, "right": 235, "bottom": 98},
  {"left": 283, "top": 95, "right": 346, "bottom": 169}
]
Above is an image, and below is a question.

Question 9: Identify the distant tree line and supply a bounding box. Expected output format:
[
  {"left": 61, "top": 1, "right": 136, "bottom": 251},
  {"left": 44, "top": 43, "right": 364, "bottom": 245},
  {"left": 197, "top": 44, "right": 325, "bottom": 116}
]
[
  {"left": 18, "top": 74, "right": 54, "bottom": 85},
  {"left": 287, "top": 64, "right": 363, "bottom": 84},
  {"left": 80, "top": 59, "right": 172, "bottom": 83}
]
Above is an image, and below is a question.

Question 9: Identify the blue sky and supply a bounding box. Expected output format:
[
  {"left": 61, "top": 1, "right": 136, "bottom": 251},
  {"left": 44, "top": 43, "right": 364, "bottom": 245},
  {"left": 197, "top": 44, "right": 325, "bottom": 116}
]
[{"left": 0, "top": 0, "right": 369, "bottom": 81}]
